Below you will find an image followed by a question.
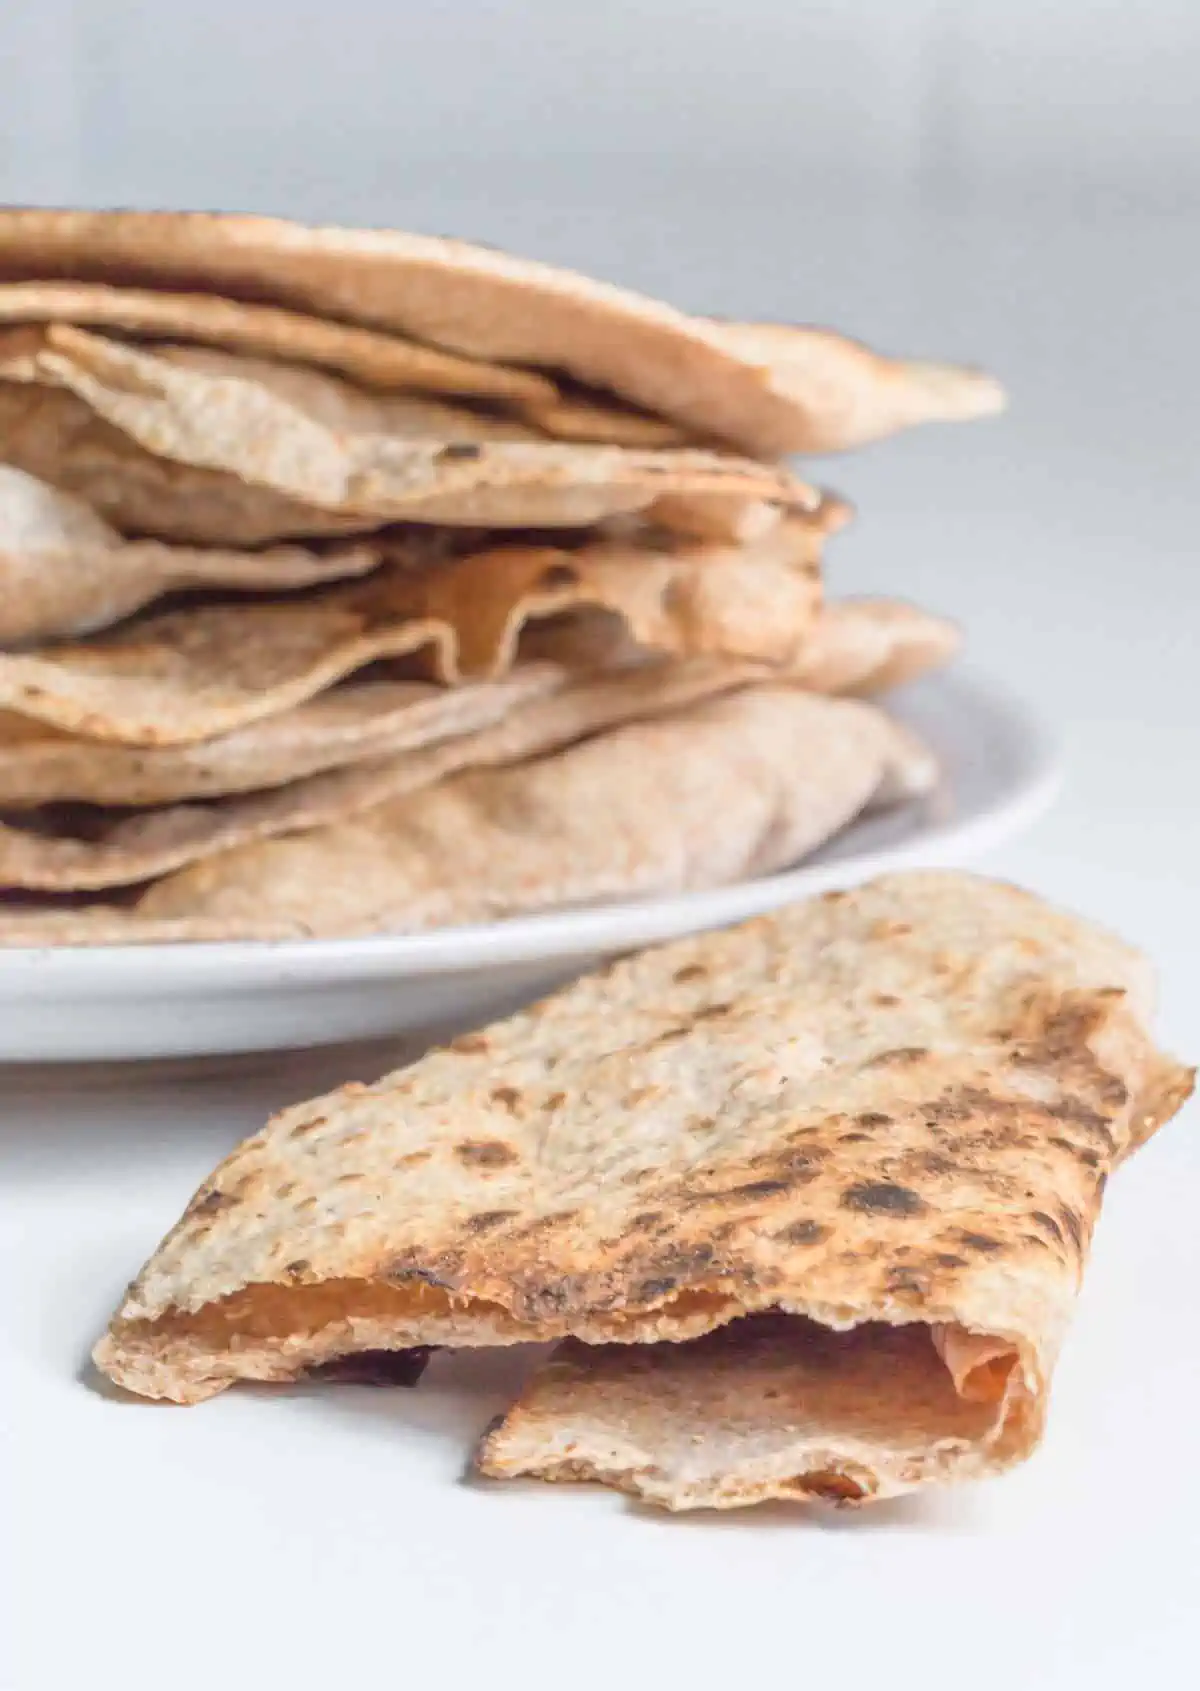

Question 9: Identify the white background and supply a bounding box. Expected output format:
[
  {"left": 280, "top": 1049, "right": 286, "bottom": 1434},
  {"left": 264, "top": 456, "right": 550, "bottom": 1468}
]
[
  {"left": 2, "top": 5, "right": 1200, "bottom": 1690},
  {"left": 3, "top": 0, "right": 1200, "bottom": 216}
]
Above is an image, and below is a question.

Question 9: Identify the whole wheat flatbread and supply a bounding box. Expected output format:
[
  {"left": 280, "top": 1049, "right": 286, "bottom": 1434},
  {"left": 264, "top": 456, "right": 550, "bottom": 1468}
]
[
  {"left": 0, "top": 669, "right": 561, "bottom": 809},
  {"left": 0, "top": 279, "right": 692, "bottom": 450},
  {"left": 0, "top": 688, "right": 932, "bottom": 939},
  {"left": 0, "top": 583, "right": 941, "bottom": 813},
  {"left": 0, "top": 280, "right": 1000, "bottom": 455},
  {"left": 519, "top": 388, "right": 691, "bottom": 448},
  {"left": 789, "top": 598, "right": 961, "bottom": 695},
  {"left": 526, "top": 596, "right": 958, "bottom": 696},
  {"left": 378, "top": 514, "right": 824, "bottom": 679},
  {"left": 710, "top": 322, "right": 1006, "bottom": 452},
  {"left": 0, "top": 325, "right": 805, "bottom": 544},
  {"left": 475, "top": 1316, "right": 1030, "bottom": 1509},
  {"left": 89, "top": 872, "right": 1189, "bottom": 1512},
  {"left": 0, "top": 657, "right": 767, "bottom": 891},
  {"left": 0, "top": 520, "right": 828, "bottom": 745},
  {"left": 0, "top": 209, "right": 1005, "bottom": 457},
  {"left": 0, "top": 464, "right": 381, "bottom": 646},
  {"left": 0, "top": 279, "right": 557, "bottom": 404},
  {"left": 476, "top": 1318, "right": 1026, "bottom": 1509}
]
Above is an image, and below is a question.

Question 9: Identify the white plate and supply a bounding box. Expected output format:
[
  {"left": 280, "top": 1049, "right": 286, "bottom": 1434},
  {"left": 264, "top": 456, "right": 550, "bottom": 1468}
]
[{"left": 0, "top": 665, "right": 1059, "bottom": 1063}]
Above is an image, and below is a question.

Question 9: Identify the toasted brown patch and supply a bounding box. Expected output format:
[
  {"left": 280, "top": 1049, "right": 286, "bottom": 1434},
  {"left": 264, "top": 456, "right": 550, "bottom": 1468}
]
[
  {"left": 464, "top": 1210, "right": 520, "bottom": 1235},
  {"left": 867, "top": 1047, "right": 928, "bottom": 1068},
  {"left": 773, "top": 1219, "right": 828, "bottom": 1246},
  {"left": 957, "top": 1231, "right": 1004, "bottom": 1253},
  {"left": 454, "top": 1141, "right": 519, "bottom": 1170},
  {"left": 840, "top": 1182, "right": 927, "bottom": 1217}
]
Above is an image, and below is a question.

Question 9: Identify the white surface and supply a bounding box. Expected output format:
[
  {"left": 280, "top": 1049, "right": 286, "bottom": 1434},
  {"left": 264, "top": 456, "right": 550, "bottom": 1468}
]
[
  {"left": 3, "top": 2, "right": 1200, "bottom": 211},
  {"left": 4, "top": 195, "right": 1200, "bottom": 1691},
  {"left": 0, "top": 665, "right": 1058, "bottom": 1062}
]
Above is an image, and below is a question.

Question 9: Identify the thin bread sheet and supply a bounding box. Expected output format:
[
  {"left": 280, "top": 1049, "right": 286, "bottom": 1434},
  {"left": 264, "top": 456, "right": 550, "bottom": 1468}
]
[
  {"left": 0, "top": 688, "right": 931, "bottom": 940},
  {"left": 710, "top": 322, "right": 1006, "bottom": 452},
  {"left": 0, "top": 278, "right": 557, "bottom": 404},
  {"left": 475, "top": 1317, "right": 1043, "bottom": 1509},
  {"left": 0, "top": 464, "right": 381, "bottom": 646},
  {"left": 0, "top": 658, "right": 765, "bottom": 890},
  {"left": 0, "top": 325, "right": 805, "bottom": 544},
  {"left": 526, "top": 596, "right": 959, "bottom": 695},
  {"left": 0, "top": 585, "right": 945, "bottom": 813},
  {"left": 88, "top": 869, "right": 1188, "bottom": 1513},
  {"left": 0, "top": 669, "right": 561, "bottom": 809},
  {"left": 0, "top": 208, "right": 1005, "bottom": 456},
  {"left": 0, "top": 521, "right": 827, "bottom": 745}
]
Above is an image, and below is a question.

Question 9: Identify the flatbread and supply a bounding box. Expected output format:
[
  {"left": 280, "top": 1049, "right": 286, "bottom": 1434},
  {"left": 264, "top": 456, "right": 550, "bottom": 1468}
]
[
  {"left": 0, "top": 464, "right": 381, "bottom": 646},
  {"left": 526, "top": 596, "right": 959, "bottom": 696},
  {"left": 789, "top": 598, "right": 961, "bottom": 695},
  {"left": 477, "top": 1318, "right": 1032, "bottom": 1509},
  {"left": 710, "top": 322, "right": 1006, "bottom": 452},
  {"left": 88, "top": 873, "right": 1190, "bottom": 1482},
  {"left": 0, "top": 688, "right": 932, "bottom": 940},
  {"left": 0, "top": 325, "right": 807, "bottom": 544},
  {"left": 519, "top": 388, "right": 690, "bottom": 448},
  {"left": 0, "top": 657, "right": 766, "bottom": 890},
  {"left": 0, "top": 209, "right": 1004, "bottom": 456},
  {"left": 380, "top": 514, "right": 824, "bottom": 679},
  {"left": 0, "top": 279, "right": 557, "bottom": 404},
  {"left": 0, "top": 670, "right": 562, "bottom": 809},
  {"left": 0, "top": 521, "right": 827, "bottom": 745},
  {"left": 0, "top": 281, "right": 1001, "bottom": 455},
  {"left": 0, "top": 581, "right": 938, "bottom": 816}
]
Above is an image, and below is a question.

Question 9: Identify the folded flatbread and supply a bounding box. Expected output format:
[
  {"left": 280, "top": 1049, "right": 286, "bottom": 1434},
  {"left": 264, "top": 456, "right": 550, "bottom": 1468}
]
[
  {"left": 0, "top": 278, "right": 558, "bottom": 405},
  {"left": 0, "top": 670, "right": 562, "bottom": 809},
  {"left": 0, "top": 279, "right": 1001, "bottom": 455},
  {"left": 524, "top": 596, "right": 959, "bottom": 696},
  {"left": 477, "top": 1315, "right": 1040, "bottom": 1509},
  {"left": 0, "top": 657, "right": 763, "bottom": 890},
  {"left": 0, "top": 325, "right": 804, "bottom": 544},
  {"left": 711, "top": 322, "right": 1005, "bottom": 453},
  {"left": 785, "top": 597, "right": 961, "bottom": 696},
  {"left": 0, "top": 518, "right": 827, "bottom": 745},
  {"left": 0, "top": 687, "right": 931, "bottom": 939},
  {"left": 0, "top": 464, "right": 381, "bottom": 646},
  {"left": 0, "top": 586, "right": 951, "bottom": 815},
  {"left": 0, "top": 208, "right": 1004, "bottom": 457},
  {"left": 91, "top": 871, "right": 1190, "bottom": 1520}
]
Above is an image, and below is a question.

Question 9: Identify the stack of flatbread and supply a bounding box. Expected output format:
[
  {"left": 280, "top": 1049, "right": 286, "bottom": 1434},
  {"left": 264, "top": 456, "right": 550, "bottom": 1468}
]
[
  {"left": 0, "top": 209, "right": 1002, "bottom": 944},
  {"left": 92, "top": 872, "right": 1193, "bottom": 1510}
]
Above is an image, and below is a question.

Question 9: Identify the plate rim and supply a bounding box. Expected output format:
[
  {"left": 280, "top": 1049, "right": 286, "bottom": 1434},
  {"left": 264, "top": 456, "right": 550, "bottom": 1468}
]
[{"left": 0, "top": 662, "right": 1061, "bottom": 992}]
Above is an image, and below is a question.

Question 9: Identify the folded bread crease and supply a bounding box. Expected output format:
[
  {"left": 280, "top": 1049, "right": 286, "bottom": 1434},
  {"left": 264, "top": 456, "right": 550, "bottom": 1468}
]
[{"left": 92, "top": 869, "right": 1190, "bottom": 1513}]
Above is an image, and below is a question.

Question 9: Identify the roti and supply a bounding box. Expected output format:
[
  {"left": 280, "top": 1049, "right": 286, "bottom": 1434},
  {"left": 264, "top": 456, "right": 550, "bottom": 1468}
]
[
  {"left": 0, "top": 464, "right": 381, "bottom": 646},
  {"left": 0, "top": 208, "right": 1005, "bottom": 457},
  {"left": 0, "top": 688, "right": 931, "bottom": 936},
  {"left": 0, "top": 670, "right": 562, "bottom": 809},
  {"left": 87, "top": 869, "right": 1189, "bottom": 1518},
  {"left": 0, "top": 657, "right": 766, "bottom": 890},
  {"left": 710, "top": 322, "right": 1005, "bottom": 452},
  {"left": 477, "top": 1318, "right": 1032, "bottom": 1509},
  {"left": 0, "top": 519, "right": 827, "bottom": 746},
  {"left": 0, "top": 325, "right": 804, "bottom": 544},
  {"left": 0, "top": 278, "right": 557, "bottom": 404},
  {"left": 525, "top": 595, "right": 959, "bottom": 695}
]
